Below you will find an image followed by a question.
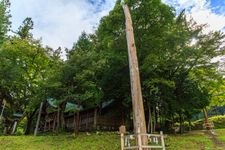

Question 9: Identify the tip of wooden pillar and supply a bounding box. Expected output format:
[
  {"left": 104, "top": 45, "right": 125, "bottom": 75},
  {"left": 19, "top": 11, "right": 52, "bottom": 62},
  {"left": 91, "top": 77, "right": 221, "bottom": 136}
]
[{"left": 119, "top": 125, "right": 126, "bottom": 134}]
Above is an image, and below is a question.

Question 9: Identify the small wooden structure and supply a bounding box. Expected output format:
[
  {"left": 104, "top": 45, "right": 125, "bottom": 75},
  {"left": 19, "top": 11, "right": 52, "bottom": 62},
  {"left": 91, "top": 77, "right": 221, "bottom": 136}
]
[
  {"left": 40, "top": 100, "right": 123, "bottom": 132},
  {"left": 119, "top": 126, "right": 166, "bottom": 150}
]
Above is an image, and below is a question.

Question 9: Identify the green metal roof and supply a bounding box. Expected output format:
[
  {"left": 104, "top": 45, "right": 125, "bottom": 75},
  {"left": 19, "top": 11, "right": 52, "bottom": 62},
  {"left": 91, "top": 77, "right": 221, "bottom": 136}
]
[{"left": 47, "top": 98, "right": 83, "bottom": 113}]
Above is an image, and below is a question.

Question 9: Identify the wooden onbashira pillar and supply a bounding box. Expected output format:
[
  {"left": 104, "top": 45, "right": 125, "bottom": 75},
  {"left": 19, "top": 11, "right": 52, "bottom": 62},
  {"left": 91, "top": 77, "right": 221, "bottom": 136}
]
[{"left": 122, "top": 4, "right": 147, "bottom": 146}]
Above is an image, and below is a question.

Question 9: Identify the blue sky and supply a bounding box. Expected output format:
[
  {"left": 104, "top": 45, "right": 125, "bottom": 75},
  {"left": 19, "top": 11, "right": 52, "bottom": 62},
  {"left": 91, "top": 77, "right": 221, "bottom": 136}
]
[
  {"left": 10, "top": 0, "right": 225, "bottom": 50},
  {"left": 210, "top": 0, "right": 225, "bottom": 14}
]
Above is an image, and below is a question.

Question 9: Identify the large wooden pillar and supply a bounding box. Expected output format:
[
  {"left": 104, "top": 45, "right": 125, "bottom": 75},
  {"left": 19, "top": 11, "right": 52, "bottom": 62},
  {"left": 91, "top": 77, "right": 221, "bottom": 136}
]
[{"left": 122, "top": 4, "right": 147, "bottom": 136}]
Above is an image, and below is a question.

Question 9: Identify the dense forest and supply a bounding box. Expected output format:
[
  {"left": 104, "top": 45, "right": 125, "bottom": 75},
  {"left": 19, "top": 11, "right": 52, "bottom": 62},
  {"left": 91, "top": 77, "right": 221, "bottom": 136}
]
[{"left": 0, "top": 0, "right": 225, "bottom": 135}]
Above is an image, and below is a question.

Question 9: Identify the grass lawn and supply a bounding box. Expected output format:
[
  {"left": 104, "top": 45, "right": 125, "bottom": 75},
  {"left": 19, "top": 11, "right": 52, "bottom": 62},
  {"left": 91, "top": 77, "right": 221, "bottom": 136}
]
[
  {"left": 216, "top": 129, "right": 225, "bottom": 143},
  {"left": 0, "top": 132, "right": 120, "bottom": 150},
  {"left": 0, "top": 130, "right": 225, "bottom": 150},
  {"left": 166, "top": 131, "right": 213, "bottom": 150}
]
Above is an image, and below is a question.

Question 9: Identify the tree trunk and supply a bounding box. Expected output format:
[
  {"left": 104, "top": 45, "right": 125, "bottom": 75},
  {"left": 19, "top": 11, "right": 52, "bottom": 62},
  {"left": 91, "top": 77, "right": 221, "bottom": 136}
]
[
  {"left": 73, "top": 111, "right": 76, "bottom": 132},
  {"left": 147, "top": 103, "right": 153, "bottom": 133},
  {"left": 34, "top": 102, "right": 43, "bottom": 136},
  {"left": 203, "top": 108, "right": 209, "bottom": 123},
  {"left": 11, "top": 121, "right": 18, "bottom": 134},
  {"left": 25, "top": 117, "right": 33, "bottom": 135},
  {"left": 188, "top": 120, "right": 192, "bottom": 131},
  {"left": 179, "top": 113, "right": 183, "bottom": 134},
  {"left": 203, "top": 108, "right": 212, "bottom": 130},
  {"left": 44, "top": 114, "right": 48, "bottom": 132},
  {"left": 60, "top": 102, "right": 66, "bottom": 130},
  {"left": 74, "top": 111, "right": 80, "bottom": 134},
  {"left": 93, "top": 108, "right": 98, "bottom": 130},
  {"left": 25, "top": 108, "right": 38, "bottom": 135},
  {"left": 153, "top": 106, "right": 156, "bottom": 133},
  {"left": 86, "top": 112, "right": 89, "bottom": 130},
  {"left": 52, "top": 113, "right": 56, "bottom": 132},
  {"left": 0, "top": 100, "right": 6, "bottom": 119},
  {"left": 56, "top": 107, "right": 60, "bottom": 133}
]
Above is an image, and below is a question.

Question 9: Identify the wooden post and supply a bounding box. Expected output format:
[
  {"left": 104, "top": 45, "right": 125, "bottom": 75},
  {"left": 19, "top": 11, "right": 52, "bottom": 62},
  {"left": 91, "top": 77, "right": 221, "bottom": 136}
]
[
  {"left": 119, "top": 126, "right": 126, "bottom": 150},
  {"left": 122, "top": 3, "right": 147, "bottom": 144},
  {"left": 160, "top": 131, "right": 166, "bottom": 150},
  {"left": 34, "top": 102, "right": 43, "bottom": 136},
  {"left": 137, "top": 127, "right": 142, "bottom": 150},
  {"left": 44, "top": 114, "right": 48, "bottom": 132}
]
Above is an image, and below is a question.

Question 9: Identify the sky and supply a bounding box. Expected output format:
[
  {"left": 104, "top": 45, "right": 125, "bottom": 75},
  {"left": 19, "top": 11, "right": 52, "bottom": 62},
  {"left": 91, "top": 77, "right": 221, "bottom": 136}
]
[{"left": 10, "top": 0, "right": 225, "bottom": 50}]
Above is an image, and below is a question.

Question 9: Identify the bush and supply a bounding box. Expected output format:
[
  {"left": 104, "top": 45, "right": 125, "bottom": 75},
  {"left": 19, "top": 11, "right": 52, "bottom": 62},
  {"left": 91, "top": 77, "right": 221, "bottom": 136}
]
[
  {"left": 192, "top": 115, "right": 225, "bottom": 130},
  {"left": 209, "top": 115, "right": 225, "bottom": 129}
]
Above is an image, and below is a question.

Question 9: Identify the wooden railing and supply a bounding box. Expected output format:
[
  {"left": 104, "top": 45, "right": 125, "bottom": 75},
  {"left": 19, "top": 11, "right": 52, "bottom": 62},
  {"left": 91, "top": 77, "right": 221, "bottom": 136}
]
[{"left": 120, "top": 130, "right": 166, "bottom": 150}]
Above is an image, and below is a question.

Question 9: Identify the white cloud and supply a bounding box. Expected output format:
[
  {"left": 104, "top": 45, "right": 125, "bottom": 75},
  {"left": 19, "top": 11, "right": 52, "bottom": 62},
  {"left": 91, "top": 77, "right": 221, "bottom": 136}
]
[
  {"left": 162, "top": 0, "right": 225, "bottom": 33},
  {"left": 10, "top": 0, "right": 225, "bottom": 51},
  {"left": 10, "top": 0, "right": 116, "bottom": 49}
]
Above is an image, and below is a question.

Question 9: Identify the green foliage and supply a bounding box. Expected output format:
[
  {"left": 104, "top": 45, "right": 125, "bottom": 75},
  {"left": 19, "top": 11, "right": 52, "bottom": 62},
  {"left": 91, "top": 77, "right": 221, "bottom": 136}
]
[
  {"left": 62, "top": 32, "right": 105, "bottom": 107},
  {"left": 17, "top": 17, "right": 34, "bottom": 39},
  {"left": 0, "top": 19, "right": 59, "bottom": 133},
  {"left": 0, "top": 0, "right": 11, "bottom": 44},
  {"left": 192, "top": 115, "right": 225, "bottom": 130},
  {"left": 0, "top": 37, "right": 52, "bottom": 111},
  {"left": 95, "top": 0, "right": 225, "bottom": 128},
  {"left": 0, "top": 0, "right": 224, "bottom": 135}
]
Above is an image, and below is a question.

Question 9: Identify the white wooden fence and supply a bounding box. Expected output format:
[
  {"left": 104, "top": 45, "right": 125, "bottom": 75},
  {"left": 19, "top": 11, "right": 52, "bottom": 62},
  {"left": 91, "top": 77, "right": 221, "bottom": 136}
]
[{"left": 120, "top": 126, "right": 166, "bottom": 150}]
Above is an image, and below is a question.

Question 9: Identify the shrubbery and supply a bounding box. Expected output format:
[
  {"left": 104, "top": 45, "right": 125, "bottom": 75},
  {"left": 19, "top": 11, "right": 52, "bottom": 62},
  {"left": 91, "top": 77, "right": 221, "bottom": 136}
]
[{"left": 192, "top": 115, "right": 225, "bottom": 130}]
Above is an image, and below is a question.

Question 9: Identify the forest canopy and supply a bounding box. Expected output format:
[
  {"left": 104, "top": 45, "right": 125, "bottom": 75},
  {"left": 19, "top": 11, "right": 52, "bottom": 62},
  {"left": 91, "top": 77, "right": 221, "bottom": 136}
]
[{"left": 0, "top": 0, "right": 225, "bottom": 134}]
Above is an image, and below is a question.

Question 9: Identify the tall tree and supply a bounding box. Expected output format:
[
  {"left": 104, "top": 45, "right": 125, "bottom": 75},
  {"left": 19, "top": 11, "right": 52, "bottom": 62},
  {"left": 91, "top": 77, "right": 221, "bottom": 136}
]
[
  {"left": 0, "top": 0, "right": 10, "bottom": 44},
  {"left": 17, "top": 17, "right": 34, "bottom": 39}
]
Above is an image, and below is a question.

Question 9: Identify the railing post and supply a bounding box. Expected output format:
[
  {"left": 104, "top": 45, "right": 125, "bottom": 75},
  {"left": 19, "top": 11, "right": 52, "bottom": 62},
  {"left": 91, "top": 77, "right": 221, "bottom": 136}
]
[
  {"left": 121, "top": 133, "right": 124, "bottom": 150},
  {"left": 137, "top": 127, "right": 142, "bottom": 150},
  {"left": 119, "top": 126, "right": 126, "bottom": 150},
  {"left": 160, "top": 131, "right": 166, "bottom": 150}
]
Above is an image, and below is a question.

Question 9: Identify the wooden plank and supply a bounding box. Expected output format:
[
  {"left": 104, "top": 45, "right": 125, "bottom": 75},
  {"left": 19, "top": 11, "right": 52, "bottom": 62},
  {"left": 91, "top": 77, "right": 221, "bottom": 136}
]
[
  {"left": 141, "top": 145, "right": 163, "bottom": 148},
  {"left": 124, "top": 146, "right": 140, "bottom": 149},
  {"left": 138, "top": 133, "right": 163, "bottom": 137}
]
